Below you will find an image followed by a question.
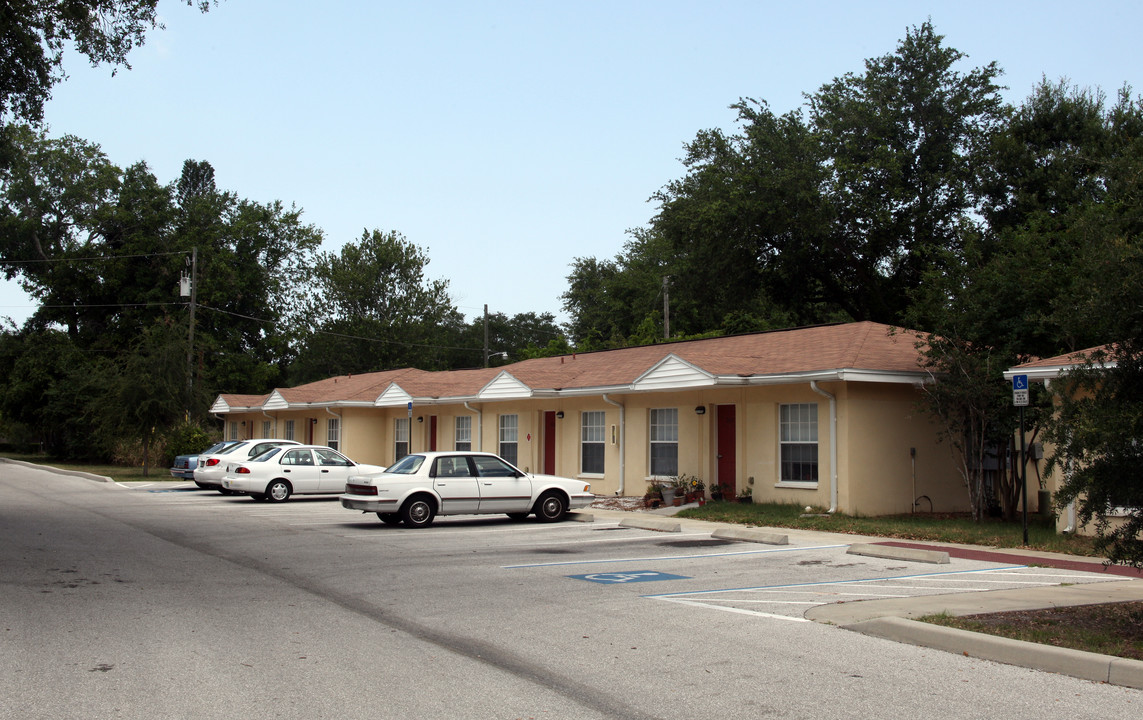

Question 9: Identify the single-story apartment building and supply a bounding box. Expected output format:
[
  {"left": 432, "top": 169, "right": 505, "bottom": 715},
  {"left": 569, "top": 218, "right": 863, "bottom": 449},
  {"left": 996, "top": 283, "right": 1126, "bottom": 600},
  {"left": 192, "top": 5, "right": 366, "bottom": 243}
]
[{"left": 210, "top": 321, "right": 966, "bottom": 516}]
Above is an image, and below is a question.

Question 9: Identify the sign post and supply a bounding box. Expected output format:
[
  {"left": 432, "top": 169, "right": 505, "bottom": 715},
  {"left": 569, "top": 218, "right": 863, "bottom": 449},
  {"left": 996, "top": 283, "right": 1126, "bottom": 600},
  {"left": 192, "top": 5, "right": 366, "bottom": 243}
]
[{"left": 1012, "top": 374, "right": 1029, "bottom": 544}]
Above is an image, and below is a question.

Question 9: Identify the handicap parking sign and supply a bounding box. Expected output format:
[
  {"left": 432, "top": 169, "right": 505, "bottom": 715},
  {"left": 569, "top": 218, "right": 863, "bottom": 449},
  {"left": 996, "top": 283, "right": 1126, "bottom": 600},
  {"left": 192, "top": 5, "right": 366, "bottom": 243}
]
[{"left": 569, "top": 570, "right": 690, "bottom": 584}]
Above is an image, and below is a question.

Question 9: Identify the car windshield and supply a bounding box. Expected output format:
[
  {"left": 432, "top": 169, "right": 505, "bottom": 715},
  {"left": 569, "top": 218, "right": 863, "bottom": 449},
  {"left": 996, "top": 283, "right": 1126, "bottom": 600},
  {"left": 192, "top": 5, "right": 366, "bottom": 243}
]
[
  {"left": 249, "top": 447, "right": 282, "bottom": 462},
  {"left": 385, "top": 455, "right": 425, "bottom": 474}
]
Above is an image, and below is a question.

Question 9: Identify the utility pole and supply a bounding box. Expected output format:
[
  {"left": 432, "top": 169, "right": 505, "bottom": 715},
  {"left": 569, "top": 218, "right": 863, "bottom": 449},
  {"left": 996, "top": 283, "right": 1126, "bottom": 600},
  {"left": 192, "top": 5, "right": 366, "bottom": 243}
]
[
  {"left": 662, "top": 276, "right": 670, "bottom": 339},
  {"left": 183, "top": 247, "right": 197, "bottom": 418},
  {"left": 483, "top": 304, "right": 489, "bottom": 368}
]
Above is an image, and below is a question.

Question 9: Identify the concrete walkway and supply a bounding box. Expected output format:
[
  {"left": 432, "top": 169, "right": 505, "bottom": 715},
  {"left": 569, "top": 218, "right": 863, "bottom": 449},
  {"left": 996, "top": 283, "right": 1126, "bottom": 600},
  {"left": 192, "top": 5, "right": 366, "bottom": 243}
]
[{"left": 584, "top": 505, "right": 1143, "bottom": 689}]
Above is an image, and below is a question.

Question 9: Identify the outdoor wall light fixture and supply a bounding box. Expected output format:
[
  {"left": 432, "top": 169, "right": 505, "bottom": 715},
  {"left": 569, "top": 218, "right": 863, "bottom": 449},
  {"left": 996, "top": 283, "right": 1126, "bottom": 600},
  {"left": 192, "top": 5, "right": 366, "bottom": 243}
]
[
  {"left": 695, "top": 406, "right": 706, "bottom": 415},
  {"left": 556, "top": 411, "right": 565, "bottom": 419},
  {"left": 417, "top": 416, "right": 424, "bottom": 423}
]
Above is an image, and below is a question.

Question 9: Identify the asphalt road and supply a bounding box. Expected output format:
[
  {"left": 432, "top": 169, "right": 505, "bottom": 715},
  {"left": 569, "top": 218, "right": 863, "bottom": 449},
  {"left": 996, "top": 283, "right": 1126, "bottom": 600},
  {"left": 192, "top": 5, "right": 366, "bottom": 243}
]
[{"left": 2, "top": 463, "right": 1140, "bottom": 719}]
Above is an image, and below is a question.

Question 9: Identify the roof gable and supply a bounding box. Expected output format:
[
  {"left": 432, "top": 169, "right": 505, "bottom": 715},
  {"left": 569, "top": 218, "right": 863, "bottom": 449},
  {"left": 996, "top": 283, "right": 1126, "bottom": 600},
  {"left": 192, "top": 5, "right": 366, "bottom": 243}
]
[
  {"left": 632, "top": 354, "right": 715, "bottom": 391},
  {"left": 479, "top": 371, "right": 532, "bottom": 400}
]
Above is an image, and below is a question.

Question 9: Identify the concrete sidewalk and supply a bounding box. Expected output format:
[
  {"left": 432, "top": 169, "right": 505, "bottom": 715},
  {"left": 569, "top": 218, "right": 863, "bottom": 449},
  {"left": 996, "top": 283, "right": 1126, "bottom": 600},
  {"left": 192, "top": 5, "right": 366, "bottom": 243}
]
[{"left": 585, "top": 505, "right": 1143, "bottom": 689}]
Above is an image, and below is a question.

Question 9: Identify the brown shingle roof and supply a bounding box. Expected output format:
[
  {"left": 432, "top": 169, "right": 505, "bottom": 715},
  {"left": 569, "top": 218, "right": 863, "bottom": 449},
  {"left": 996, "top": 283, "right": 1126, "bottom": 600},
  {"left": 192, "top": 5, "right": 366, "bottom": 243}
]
[{"left": 215, "top": 321, "right": 926, "bottom": 410}]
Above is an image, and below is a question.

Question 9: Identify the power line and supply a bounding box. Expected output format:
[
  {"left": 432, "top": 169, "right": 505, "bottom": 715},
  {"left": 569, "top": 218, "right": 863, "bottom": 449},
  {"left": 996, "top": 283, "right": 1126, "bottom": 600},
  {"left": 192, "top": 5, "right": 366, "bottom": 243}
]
[{"left": 0, "top": 250, "right": 190, "bottom": 266}]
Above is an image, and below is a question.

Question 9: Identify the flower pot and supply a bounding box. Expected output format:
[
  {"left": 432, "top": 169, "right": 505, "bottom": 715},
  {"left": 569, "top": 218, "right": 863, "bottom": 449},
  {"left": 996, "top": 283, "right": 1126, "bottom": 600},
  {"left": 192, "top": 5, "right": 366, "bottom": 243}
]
[{"left": 660, "top": 488, "right": 676, "bottom": 505}]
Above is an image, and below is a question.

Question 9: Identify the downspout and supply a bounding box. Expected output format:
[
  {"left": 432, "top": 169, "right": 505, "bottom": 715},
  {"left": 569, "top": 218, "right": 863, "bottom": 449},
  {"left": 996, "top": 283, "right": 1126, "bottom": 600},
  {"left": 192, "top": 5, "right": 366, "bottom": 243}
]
[
  {"left": 810, "top": 381, "right": 838, "bottom": 514},
  {"left": 602, "top": 394, "right": 626, "bottom": 496},
  {"left": 464, "top": 402, "right": 483, "bottom": 451}
]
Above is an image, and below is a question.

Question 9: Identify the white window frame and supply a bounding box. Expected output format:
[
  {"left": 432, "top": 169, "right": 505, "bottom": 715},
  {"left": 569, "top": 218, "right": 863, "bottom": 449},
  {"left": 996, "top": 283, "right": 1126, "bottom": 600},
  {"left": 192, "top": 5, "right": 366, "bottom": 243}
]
[
  {"left": 580, "top": 410, "right": 606, "bottom": 476},
  {"left": 455, "top": 415, "right": 472, "bottom": 451},
  {"left": 499, "top": 414, "right": 518, "bottom": 466},
  {"left": 395, "top": 418, "right": 409, "bottom": 461},
  {"left": 327, "top": 417, "right": 340, "bottom": 451},
  {"left": 262, "top": 420, "right": 271, "bottom": 439},
  {"left": 649, "top": 408, "right": 678, "bottom": 477},
  {"left": 778, "top": 403, "right": 819, "bottom": 487},
  {"left": 283, "top": 419, "right": 295, "bottom": 441},
  {"left": 228, "top": 421, "right": 239, "bottom": 441}
]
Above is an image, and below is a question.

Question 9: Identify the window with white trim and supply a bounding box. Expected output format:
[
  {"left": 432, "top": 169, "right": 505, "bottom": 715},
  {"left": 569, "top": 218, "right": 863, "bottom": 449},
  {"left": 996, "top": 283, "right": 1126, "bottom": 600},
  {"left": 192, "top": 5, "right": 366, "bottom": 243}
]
[
  {"left": 228, "top": 421, "right": 239, "bottom": 440},
  {"left": 394, "top": 418, "right": 409, "bottom": 460},
  {"left": 455, "top": 416, "right": 472, "bottom": 451},
  {"left": 780, "top": 403, "right": 818, "bottom": 484},
  {"left": 499, "top": 414, "right": 518, "bottom": 466},
  {"left": 581, "top": 411, "right": 606, "bottom": 475},
  {"left": 262, "top": 420, "right": 271, "bottom": 438},
  {"left": 327, "top": 417, "right": 340, "bottom": 450},
  {"left": 283, "top": 419, "right": 295, "bottom": 441},
  {"left": 649, "top": 408, "right": 678, "bottom": 477}
]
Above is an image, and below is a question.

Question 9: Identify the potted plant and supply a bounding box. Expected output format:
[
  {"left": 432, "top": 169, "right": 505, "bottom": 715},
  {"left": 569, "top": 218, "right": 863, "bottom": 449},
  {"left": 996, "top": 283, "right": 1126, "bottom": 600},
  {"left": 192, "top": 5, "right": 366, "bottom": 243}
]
[
  {"left": 644, "top": 482, "right": 663, "bottom": 509},
  {"left": 658, "top": 481, "right": 677, "bottom": 506},
  {"left": 737, "top": 486, "right": 753, "bottom": 503}
]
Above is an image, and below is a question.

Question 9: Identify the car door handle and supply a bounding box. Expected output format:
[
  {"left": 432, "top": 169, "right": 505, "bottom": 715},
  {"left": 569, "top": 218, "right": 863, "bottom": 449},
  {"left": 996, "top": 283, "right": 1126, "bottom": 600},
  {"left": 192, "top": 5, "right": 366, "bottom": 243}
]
[{"left": 320, "top": 469, "right": 329, "bottom": 473}]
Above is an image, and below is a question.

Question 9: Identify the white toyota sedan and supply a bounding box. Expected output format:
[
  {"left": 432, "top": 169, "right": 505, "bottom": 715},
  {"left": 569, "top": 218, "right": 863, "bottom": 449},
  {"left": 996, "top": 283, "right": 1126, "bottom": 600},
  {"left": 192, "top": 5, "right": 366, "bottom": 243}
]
[
  {"left": 193, "top": 439, "right": 302, "bottom": 493},
  {"left": 339, "top": 451, "right": 594, "bottom": 527},
  {"left": 222, "top": 445, "right": 385, "bottom": 503}
]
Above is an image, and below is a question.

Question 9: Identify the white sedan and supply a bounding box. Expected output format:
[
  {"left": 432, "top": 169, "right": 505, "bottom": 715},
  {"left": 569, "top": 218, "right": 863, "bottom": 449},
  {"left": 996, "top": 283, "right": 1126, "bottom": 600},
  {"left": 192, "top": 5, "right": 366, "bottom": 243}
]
[
  {"left": 339, "top": 451, "right": 594, "bottom": 527},
  {"left": 222, "top": 445, "right": 385, "bottom": 503},
  {"left": 193, "top": 439, "right": 301, "bottom": 493}
]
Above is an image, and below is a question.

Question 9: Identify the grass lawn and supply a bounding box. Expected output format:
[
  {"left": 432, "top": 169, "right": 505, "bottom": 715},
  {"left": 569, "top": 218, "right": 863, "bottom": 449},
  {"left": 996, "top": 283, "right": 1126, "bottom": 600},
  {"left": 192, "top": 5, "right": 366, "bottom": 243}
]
[
  {"left": 678, "top": 500, "right": 1098, "bottom": 555},
  {"left": 1, "top": 453, "right": 180, "bottom": 484}
]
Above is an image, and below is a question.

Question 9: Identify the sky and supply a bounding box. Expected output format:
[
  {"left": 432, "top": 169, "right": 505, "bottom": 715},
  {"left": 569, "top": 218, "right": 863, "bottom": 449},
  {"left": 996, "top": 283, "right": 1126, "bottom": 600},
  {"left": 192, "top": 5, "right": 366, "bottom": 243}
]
[{"left": 3, "top": 0, "right": 1142, "bottom": 329}]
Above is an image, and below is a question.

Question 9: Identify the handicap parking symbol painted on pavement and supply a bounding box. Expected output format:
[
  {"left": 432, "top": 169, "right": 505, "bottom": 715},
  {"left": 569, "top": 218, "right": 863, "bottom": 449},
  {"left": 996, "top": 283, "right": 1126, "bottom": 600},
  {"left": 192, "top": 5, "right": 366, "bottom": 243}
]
[{"left": 569, "top": 570, "right": 691, "bottom": 584}]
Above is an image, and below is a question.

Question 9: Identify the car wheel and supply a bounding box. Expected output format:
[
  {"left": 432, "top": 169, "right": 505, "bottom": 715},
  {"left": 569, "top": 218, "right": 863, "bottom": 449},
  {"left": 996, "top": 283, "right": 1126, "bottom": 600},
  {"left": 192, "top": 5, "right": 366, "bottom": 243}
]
[
  {"left": 535, "top": 491, "right": 568, "bottom": 522},
  {"left": 265, "top": 479, "right": 292, "bottom": 503},
  {"left": 376, "top": 513, "right": 402, "bottom": 526},
  {"left": 506, "top": 512, "right": 529, "bottom": 521},
  {"left": 400, "top": 495, "right": 436, "bottom": 528}
]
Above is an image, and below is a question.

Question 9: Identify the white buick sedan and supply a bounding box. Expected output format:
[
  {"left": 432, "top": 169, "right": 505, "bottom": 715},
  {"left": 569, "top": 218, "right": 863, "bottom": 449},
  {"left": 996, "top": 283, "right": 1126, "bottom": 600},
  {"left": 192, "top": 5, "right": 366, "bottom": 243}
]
[
  {"left": 222, "top": 445, "right": 384, "bottom": 503},
  {"left": 339, "top": 451, "right": 594, "bottom": 527}
]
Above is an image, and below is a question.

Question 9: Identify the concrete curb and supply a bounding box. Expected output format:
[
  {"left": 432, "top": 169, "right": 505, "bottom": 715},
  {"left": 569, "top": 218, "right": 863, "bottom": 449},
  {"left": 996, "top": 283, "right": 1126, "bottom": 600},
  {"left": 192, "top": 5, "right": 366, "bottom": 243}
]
[
  {"left": 0, "top": 456, "right": 114, "bottom": 483},
  {"left": 845, "top": 616, "right": 1143, "bottom": 690},
  {"left": 618, "top": 516, "right": 682, "bottom": 533},
  {"left": 848, "top": 542, "right": 949, "bottom": 564},
  {"left": 712, "top": 527, "right": 789, "bottom": 545}
]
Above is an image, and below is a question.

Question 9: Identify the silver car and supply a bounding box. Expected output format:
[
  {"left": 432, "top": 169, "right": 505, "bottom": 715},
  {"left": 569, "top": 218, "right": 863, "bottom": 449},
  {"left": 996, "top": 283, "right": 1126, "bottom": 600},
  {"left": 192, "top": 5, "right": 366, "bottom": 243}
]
[{"left": 193, "top": 439, "right": 301, "bottom": 494}]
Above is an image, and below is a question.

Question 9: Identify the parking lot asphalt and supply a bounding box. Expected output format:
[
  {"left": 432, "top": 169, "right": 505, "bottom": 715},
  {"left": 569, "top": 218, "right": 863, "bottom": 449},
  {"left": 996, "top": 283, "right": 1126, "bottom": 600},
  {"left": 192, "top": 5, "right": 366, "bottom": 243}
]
[
  {"left": 585, "top": 504, "right": 1143, "bottom": 689},
  {"left": 10, "top": 457, "right": 1143, "bottom": 691}
]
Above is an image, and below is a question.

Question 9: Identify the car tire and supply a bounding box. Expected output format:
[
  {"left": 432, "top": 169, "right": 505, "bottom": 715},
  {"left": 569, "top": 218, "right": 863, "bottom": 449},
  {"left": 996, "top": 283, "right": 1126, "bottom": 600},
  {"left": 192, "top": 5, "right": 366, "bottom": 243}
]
[
  {"left": 535, "top": 491, "right": 568, "bottom": 522},
  {"left": 400, "top": 495, "right": 436, "bottom": 528},
  {"left": 376, "top": 513, "right": 402, "bottom": 526},
  {"left": 506, "top": 512, "right": 529, "bottom": 521},
  {"left": 265, "top": 479, "right": 292, "bottom": 503}
]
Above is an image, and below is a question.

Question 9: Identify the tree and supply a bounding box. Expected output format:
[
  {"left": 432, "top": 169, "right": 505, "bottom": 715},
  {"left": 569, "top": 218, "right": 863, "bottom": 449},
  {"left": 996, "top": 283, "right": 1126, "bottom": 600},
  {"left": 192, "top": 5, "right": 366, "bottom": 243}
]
[
  {"left": 288, "top": 229, "right": 465, "bottom": 383},
  {"left": 808, "top": 21, "right": 1004, "bottom": 324},
  {"left": 0, "top": 0, "right": 213, "bottom": 125}
]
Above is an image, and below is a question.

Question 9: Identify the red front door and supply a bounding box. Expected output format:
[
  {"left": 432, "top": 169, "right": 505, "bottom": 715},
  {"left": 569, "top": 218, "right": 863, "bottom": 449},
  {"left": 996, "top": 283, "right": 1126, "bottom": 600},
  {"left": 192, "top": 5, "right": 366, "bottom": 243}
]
[
  {"left": 543, "top": 411, "right": 557, "bottom": 475},
  {"left": 717, "top": 405, "right": 736, "bottom": 497},
  {"left": 429, "top": 416, "right": 438, "bottom": 451}
]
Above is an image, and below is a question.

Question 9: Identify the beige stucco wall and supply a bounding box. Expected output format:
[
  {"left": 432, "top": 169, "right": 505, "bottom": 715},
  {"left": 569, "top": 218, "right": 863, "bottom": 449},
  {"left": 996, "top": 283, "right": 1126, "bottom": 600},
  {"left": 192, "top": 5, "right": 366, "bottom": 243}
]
[{"left": 214, "top": 379, "right": 970, "bottom": 516}]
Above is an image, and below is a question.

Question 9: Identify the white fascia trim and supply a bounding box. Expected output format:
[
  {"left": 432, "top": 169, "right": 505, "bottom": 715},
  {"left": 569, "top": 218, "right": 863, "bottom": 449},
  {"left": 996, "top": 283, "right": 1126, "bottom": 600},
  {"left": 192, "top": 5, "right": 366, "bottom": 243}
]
[
  {"left": 1003, "top": 362, "right": 1117, "bottom": 383},
  {"left": 209, "top": 395, "right": 231, "bottom": 413},
  {"left": 736, "top": 369, "right": 928, "bottom": 387}
]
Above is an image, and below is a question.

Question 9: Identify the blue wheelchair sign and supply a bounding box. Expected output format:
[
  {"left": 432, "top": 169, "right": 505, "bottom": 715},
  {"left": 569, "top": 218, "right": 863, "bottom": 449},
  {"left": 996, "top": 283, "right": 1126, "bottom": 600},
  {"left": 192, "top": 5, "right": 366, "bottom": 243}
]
[{"left": 569, "top": 570, "right": 690, "bottom": 584}]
